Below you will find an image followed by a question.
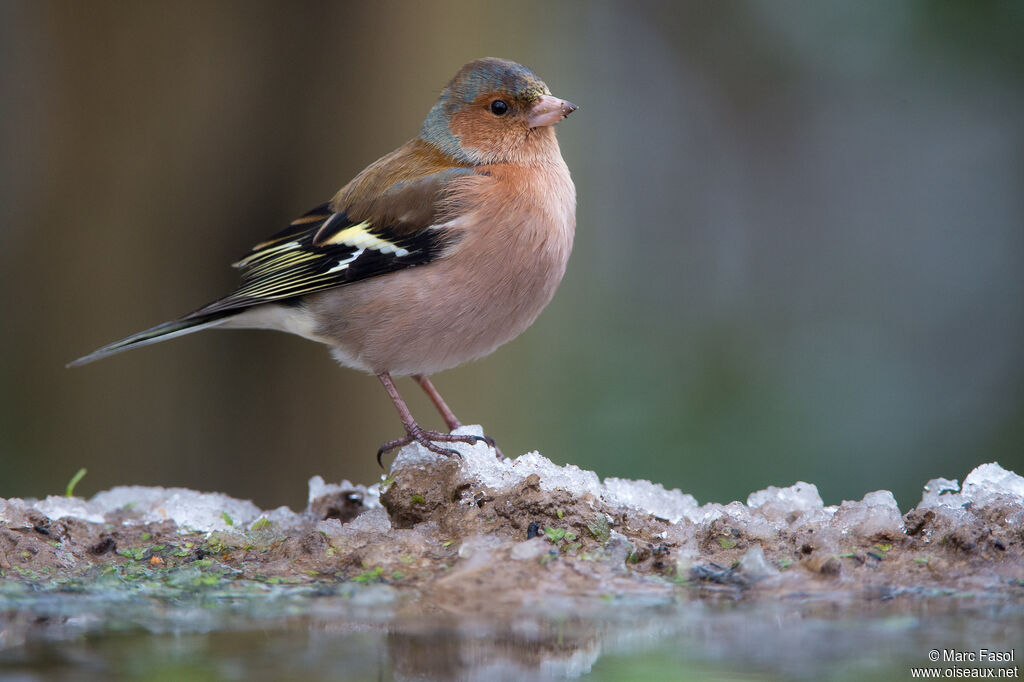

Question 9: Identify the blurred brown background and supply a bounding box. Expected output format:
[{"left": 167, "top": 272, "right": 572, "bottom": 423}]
[{"left": 1, "top": 1, "right": 1022, "bottom": 512}]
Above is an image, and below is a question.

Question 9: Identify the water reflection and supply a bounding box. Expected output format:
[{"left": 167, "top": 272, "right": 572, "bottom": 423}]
[{"left": 2, "top": 586, "right": 1022, "bottom": 681}]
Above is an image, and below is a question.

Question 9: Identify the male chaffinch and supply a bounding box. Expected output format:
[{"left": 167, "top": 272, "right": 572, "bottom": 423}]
[{"left": 70, "top": 57, "right": 578, "bottom": 461}]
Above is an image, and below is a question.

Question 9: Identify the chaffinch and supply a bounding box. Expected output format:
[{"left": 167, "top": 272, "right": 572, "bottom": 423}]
[{"left": 70, "top": 57, "right": 578, "bottom": 461}]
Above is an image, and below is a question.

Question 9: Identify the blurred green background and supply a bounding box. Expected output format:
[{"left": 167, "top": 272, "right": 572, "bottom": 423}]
[{"left": 1, "top": 1, "right": 1021, "bottom": 512}]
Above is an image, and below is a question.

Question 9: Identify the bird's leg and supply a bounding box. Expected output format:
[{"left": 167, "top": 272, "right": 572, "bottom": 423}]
[
  {"left": 412, "top": 374, "right": 502, "bottom": 457},
  {"left": 412, "top": 374, "right": 462, "bottom": 430},
  {"left": 376, "top": 372, "right": 489, "bottom": 466}
]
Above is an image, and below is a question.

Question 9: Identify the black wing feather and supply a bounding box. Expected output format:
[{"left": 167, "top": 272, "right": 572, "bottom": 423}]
[{"left": 191, "top": 209, "right": 452, "bottom": 317}]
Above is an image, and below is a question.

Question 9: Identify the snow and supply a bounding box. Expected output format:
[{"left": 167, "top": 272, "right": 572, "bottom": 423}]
[
  {"left": 387, "top": 428, "right": 1024, "bottom": 545},
  {"left": 746, "top": 482, "right": 833, "bottom": 526},
  {"left": 961, "top": 462, "right": 1024, "bottom": 503},
  {"left": 346, "top": 506, "right": 391, "bottom": 534},
  {"left": 31, "top": 487, "right": 270, "bottom": 530},
  {"left": 602, "top": 478, "right": 700, "bottom": 524},
  {"left": 396, "top": 426, "right": 704, "bottom": 524},
  {"left": 831, "top": 490, "right": 904, "bottom": 537},
  {"left": 11, "top": 424, "right": 1024, "bottom": 552},
  {"left": 307, "top": 475, "right": 381, "bottom": 509},
  {"left": 737, "top": 545, "right": 779, "bottom": 581},
  {"left": 916, "top": 463, "right": 1024, "bottom": 513},
  {"left": 510, "top": 538, "right": 549, "bottom": 561}
]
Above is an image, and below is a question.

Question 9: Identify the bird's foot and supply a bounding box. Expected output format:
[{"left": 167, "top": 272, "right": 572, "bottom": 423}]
[
  {"left": 377, "top": 427, "right": 491, "bottom": 467},
  {"left": 478, "top": 433, "right": 505, "bottom": 461}
]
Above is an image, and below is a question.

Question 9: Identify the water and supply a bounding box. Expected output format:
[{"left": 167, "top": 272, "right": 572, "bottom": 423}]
[{"left": 2, "top": 581, "right": 1021, "bottom": 681}]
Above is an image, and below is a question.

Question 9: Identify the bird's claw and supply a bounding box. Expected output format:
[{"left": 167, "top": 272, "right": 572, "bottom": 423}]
[
  {"left": 377, "top": 428, "right": 485, "bottom": 468},
  {"left": 451, "top": 433, "right": 505, "bottom": 459}
]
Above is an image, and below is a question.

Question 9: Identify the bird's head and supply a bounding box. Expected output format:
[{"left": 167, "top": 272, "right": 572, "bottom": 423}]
[{"left": 421, "top": 58, "right": 577, "bottom": 165}]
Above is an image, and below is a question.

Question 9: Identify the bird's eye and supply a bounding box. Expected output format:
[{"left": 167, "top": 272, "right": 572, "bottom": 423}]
[{"left": 489, "top": 99, "right": 509, "bottom": 116}]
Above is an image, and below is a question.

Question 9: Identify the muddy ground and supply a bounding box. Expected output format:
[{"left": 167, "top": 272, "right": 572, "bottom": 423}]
[{"left": 2, "top": 431, "right": 1023, "bottom": 620}]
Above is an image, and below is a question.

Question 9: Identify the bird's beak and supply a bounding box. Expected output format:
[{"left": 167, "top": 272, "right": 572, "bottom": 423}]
[{"left": 527, "top": 95, "right": 578, "bottom": 128}]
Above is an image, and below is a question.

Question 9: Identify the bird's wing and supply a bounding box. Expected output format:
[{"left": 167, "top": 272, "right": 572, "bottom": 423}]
[{"left": 188, "top": 169, "right": 473, "bottom": 318}]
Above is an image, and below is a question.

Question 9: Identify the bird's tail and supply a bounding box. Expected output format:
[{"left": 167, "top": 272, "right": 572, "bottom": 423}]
[{"left": 67, "top": 311, "right": 236, "bottom": 368}]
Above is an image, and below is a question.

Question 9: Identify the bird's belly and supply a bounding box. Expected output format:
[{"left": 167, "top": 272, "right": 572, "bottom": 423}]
[{"left": 308, "top": 245, "right": 568, "bottom": 376}]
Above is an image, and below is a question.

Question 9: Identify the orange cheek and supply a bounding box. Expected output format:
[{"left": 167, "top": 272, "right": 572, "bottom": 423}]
[{"left": 449, "top": 109, "right": 499, "bottom": 151}]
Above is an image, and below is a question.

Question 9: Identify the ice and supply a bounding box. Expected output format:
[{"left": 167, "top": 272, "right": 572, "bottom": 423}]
[
  {"left": 747, "top": 482, "right": 833, "bottom": 526},
  {"left": 261, "top": 505, "right": 304, "bottom": 528},
  {"left": 32, "top": 495, "right": 106, "bottom": 524},
  {"left": 393, "top": 425, "right": 695, "bottom": 521},
  {"left": 455, "top": 534, "right": 505, "bottom": 563},
  {"left": 390, "top": 425, "right": 524, "bottom": 493},
  {"left": 12, "top": 426, "right": 1023, "bottom": 566},
  {"left": 831, "top": 490, "right": 904, "bottom": 537},
  {"left": 512, "top": 453, "right": 604, "bottom": 498},
  {"left": 389, "top": 427, "right": 960, "bottom": 546},
  {"left": 346, "top": 506, "right": 391, "bottom": 534},
  {"left": 914, "top": 463, "right": 1024, "bottom": 514},
  {"left": 307, "top": 475, "right": 381, "bottom": 509},
  {"left": 736, "top": 545, "right": 779, "bottom": 581},
  {"left": 700, "top": 501, "right": 779, "bottom": 541},
  {"left": 315, "top": 518, "right": 346, "bottom": 542},
  {"left": 961, "top": 462, "right": 1024, "bottom": 504},
  {"left": 0, "top": 498, "right": 34, "bottom": 529},
  {"left": 84, "top": 486, "right": 263, "bottom": 531},
  {"left": 918, "top": 477, "right": 961, "bottom": 508},
  {"left": 602, "top": 478, "right": 700, "bottom": 524},
  {"left": 393, "top": 425, "right": 610, "bottom": 502},
  {"left": 603, "top": 531, "right": 635, "bottom": 570},
  {"left": 510, "top": 538, "right": 549, "bottom": 561}
]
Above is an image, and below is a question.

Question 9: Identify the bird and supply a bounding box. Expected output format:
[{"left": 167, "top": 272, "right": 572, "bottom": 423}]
[{"left": 69, "top": 57, "right": 578, "bottom": 463}]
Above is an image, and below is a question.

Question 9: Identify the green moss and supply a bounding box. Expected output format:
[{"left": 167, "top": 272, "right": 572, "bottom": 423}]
[
  {"left": 172, "top": 543, "right": 194, "bottom": 558},
  {"left": 250, "top": 517, "right": 272, "bottom": 531},
  {"left": 544, "top": 527, "right": 566, "bottom": 542},
  {"left": 587, "top": 514, "right": 611, "bottom": 544},
  {"left": 410, "top": 494, "right": 426, "bottom": 504},
  {"left": 220, "top": 512, "right": 234, "bottom": 527},
  {"left": 352, "top": 567, "right": 384, "bottom": 584},
  {"left": 717, "top": 536, "right": 737, "bottom": 549},
  {"left": 10, "top": 566, "right": 43, "bottom": 580},
  {"left": 117, "top": 547, "right": 149, "bottom": 561},
  {"left": 265, "top": 576, "right": 301, "bottom": 585}
]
